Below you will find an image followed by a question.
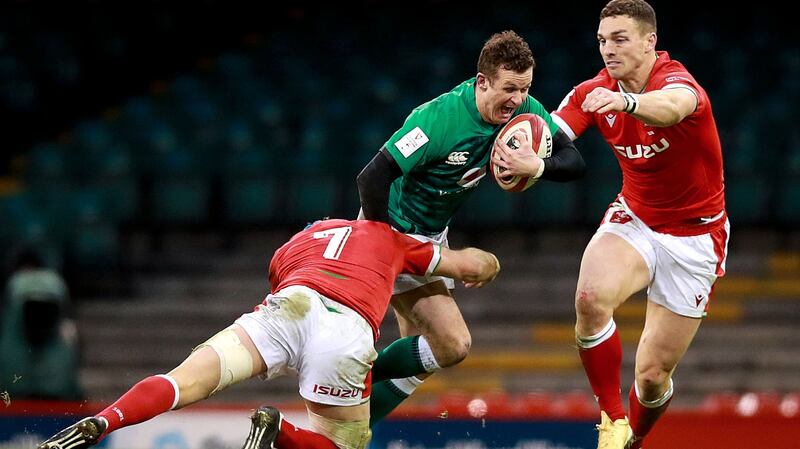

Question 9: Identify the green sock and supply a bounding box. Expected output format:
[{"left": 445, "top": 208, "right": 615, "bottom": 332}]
[
  {"left": 372, "top": 336, "right": 425, "bottom": 382},
  {"left": 369, "top": 379, "right": 413, "bottom": 427}
]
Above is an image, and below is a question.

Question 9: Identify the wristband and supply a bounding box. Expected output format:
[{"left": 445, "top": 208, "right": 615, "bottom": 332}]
[{"left": 622, "top": 92, "right": 640, "bottom": 114}]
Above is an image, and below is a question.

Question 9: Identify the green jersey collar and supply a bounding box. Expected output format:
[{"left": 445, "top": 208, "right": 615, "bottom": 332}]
[{"left": 463, "top": 78, "right": 487, "bottom": 126}]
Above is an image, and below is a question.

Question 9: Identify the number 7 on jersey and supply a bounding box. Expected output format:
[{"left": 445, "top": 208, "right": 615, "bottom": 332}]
[{"left": 313, "top": 226, "right": 352, "bottom": 260}]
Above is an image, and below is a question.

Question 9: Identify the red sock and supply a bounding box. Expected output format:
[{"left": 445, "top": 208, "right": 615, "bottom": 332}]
[
  {"left": 628, "top": 382, "right": 672, "bottom": 445},
  {"left": 276, "top": 416, "right": 338, "bottom": 449},
  {"left": 96, "top": 375, "right": 178, "bottom": 436},
  {"left": 578, "top": 323, "right": 626, "bottom": 420}
]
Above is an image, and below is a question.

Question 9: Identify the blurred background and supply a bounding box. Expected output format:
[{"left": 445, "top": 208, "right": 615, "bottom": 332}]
[{"left": 0, "top": 1, "right": 797, "bottom": 448}]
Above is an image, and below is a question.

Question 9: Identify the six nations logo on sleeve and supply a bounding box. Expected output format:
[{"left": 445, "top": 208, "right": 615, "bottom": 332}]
[{"left": 395, "top": 127, "right": 430, "bottom": 157}]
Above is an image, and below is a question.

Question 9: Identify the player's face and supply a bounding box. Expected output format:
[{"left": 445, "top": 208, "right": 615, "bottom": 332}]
[
  {"left": 477, "top": 67, "right": 532, "bottom": 125},
  {"left": 597, "top": 15, "right": 655, "bottom": 80}
]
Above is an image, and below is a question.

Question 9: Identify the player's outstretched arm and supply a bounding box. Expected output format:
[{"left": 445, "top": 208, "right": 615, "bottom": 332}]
[
  {"left": 435, "top": 247, "right": 500, "bottom": 288},
  {"left": 581, "top": 86, "right": 697, "bottom": 127},
  {"left": 624, "top": 88, "right": 697, "bottom": 127}
]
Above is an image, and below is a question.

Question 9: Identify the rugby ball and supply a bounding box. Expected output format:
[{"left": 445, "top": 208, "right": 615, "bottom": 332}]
[{"left": 490, "top": 113, "right": 553, "bottom": 192}]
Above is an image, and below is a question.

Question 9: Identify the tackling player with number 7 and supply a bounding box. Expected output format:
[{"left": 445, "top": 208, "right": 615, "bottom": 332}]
[{"left": 37, "top": 218, "right": 500, "bottom": 449}]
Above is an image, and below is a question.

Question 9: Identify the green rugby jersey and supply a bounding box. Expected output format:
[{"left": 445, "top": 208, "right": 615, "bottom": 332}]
[{"left": 384, "top": 77, "right": 559, "bottom": 235}]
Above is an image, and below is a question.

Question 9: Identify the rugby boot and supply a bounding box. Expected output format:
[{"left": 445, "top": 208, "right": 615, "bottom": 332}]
[
  {"left": 241, "top": 405, "right": 282, "bottom": 449},
  {"left": 37, "top": 416, "right": 107, "bottom": 449},
  {"left": 595, "top": 410, "right": 634, "bottom": 449}
]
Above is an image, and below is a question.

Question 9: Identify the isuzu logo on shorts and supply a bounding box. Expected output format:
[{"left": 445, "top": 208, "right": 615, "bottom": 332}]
[{"left": 312, "top": 384, "right": 362, "bottom": 398}]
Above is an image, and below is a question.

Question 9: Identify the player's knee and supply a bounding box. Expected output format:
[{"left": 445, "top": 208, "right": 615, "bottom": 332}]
[
  {"left": 635, "top": 364, "right": 671, "bottom": 398},
  {"left": 575, "top": 285, "right": 609, "bottom": 316},
  {"left": 434, "top": 333, "right": 471, "bottom": 367},
  {"left": 171, "top": 375, "right": 214, "bottom": 406},
  {"left": 309, "top": 411, "right": 371, "bottom": 449}
]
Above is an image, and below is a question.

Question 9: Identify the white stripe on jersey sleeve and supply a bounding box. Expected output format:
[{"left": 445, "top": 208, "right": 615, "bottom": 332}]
[
  {"left": 551, "top": 114, "right": 577, "bottom": 141},
  {"left": 662, "top": 83, "right": 699, "bottom": 102}
]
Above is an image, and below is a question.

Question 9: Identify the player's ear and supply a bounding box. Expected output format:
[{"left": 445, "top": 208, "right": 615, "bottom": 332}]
[
  {"left": 646, "top": 32, "right": 657, "bottom": 53},
  {"left": 476, "top": 72, "right": 489, "bottom": 91}
]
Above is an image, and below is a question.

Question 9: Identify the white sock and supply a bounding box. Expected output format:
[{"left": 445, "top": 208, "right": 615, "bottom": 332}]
[
  {"left": 391, "top": 376, "right": 424, "bottom": 396},
  {"left": 635, "top": 378, "right": 674, "bottom": 408},
  {"left": 156, "top": 374, "right": 181, "bottom": 410},
  {"left": 577, "top": 319, "right": 616, "bottom": 349},
  {"left": 417, "top": 336, "right": 441, "bottom": 373}
]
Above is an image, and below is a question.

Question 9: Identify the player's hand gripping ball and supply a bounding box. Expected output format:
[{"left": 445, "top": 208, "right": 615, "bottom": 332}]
[{"left": 490, "top": 113, "right": 553, "bottom": 192}]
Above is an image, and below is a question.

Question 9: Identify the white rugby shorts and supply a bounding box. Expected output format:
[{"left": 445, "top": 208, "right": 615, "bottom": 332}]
[
  {"left": 235, "top": 285, "right": 377, "bottom": 406},
  {"left": 394, "top": 227, "right": 455, "bottom": 294},
  {"left": 596, "top": 199, "right": 730, "bottom": 318}
]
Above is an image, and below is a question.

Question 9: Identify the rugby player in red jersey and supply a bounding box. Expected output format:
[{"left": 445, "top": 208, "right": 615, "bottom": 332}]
[
  {"left": 37, "top": 219, "right": 499, "bottom": 449},
  {"left": 549, "top": 1, "right": 730, "bottom": 447}
]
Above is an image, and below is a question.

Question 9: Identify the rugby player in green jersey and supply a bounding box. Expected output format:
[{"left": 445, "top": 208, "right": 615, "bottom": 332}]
[{"left": 357, "top": 30, "right": 586, "bottom": 425}]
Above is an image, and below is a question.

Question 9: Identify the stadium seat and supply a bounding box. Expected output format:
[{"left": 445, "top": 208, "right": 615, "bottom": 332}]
[
  {"left": 296, "top": 121, "right": 331, "bottom": 173},
  {"left": 221, "top": 148, "right": 278, "bottom": 224},
  {"left": 351, "top": 120, "right": 390, "bottom": 173},
  {"left": 775, "top": 177, "right": 800, "bottom": 224},
  {"left": 579, "top": 130, "right": 618, "bottom": 171},
  {"left": 73, "top": 119, "right": 115, "bottom": 162},
  {"left": 522, "top": 182, "right": 579, "bottom": 225},
  {"left": 117, "top": 96, "right": 162, "bottom": 147},
  {"left": 0, "top": 192, "right": 61, "bottom": 267},
  {"left": 146, "top": 134, "right": 212, "bottom": 226},
  {"left": 173, "top": 98, "right": 224, "bottom": 164},
  {"left": 151, "top": 178, "right": 210, "bottom": 225},
  {"left": 726, "top": 119, "right": 762, "bottom": 176},
  {"left": 581, "top": 173, "right": 621, "bottom": 223},
  {"left": 222, "top": 178, "right": 277, "bottom": 225},
  {"left": 68, "top": 221, "right": 119, "bottom": 269},
  {"left": 286, "top": 176, "right": 340, "bottom": 223},
  {"left": 80, "top": 144, "right": 139, "bottom": 222},
  {"left": 340, "top": 181, "right": 362, "bottom": 219},
  {"left": 223, "top": 118, "right": 256, "bottom": 152},
  {"left": 725, "top": 176, "right": 770, "bottom": 224},
  {"left": 24, "top": 143, "right": 72, "bottom": 190}
]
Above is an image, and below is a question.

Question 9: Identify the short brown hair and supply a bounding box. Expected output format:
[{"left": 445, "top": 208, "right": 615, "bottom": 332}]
[
  {"left": 601, "top": 0, "right": 657, "bottom": 34},
  {"left": 477, "top": 30, "right": 535, "bottom": 79}
]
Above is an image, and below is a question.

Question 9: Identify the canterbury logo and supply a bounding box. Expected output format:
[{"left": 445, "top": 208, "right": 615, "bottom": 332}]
[{"left": 445, "top": 151, "right": 469, "bottom": 165}]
